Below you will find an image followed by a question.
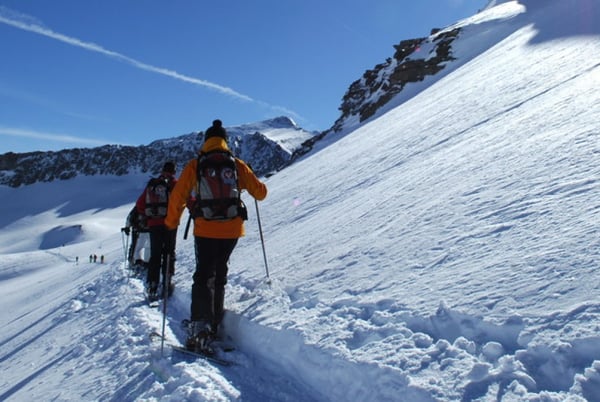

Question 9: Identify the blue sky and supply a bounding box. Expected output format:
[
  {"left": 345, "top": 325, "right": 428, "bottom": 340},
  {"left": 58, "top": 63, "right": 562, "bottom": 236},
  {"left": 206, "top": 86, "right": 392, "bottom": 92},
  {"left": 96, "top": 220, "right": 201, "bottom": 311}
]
[{"left": 0, "top": 0, "right": 487, "bottom": 153}]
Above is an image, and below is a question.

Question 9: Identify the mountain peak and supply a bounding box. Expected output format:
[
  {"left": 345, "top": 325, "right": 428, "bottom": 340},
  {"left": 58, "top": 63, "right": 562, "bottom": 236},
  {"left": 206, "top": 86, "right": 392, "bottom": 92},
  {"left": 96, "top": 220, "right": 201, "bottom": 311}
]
[{"left": 262, "top": 116, "right": 298, "bottom": 129}]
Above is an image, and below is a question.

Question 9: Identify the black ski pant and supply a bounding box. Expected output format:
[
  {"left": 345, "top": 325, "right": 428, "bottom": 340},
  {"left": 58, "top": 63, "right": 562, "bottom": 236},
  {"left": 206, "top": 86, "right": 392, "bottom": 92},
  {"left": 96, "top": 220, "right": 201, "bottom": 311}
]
[
  {"left": 147, "top": 225, "right": 176, "bottom": 287},
  {"left": 191, "top": 237, "right": 238, "bottom": 327}
]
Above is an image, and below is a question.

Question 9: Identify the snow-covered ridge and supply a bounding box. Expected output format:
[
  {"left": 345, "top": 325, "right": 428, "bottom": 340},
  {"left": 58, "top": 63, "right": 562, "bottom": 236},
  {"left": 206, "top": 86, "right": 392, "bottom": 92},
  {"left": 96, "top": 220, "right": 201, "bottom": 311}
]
[{"left": 0, "top": 116, "right": 317, "bottom": 187}]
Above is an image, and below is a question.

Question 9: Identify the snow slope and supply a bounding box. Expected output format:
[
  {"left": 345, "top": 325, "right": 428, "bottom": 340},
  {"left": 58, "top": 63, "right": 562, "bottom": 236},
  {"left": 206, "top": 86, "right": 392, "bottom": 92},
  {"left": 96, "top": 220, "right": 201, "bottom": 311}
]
[{"left": 1, "top": 1, "right": 600, "bottom": 400}]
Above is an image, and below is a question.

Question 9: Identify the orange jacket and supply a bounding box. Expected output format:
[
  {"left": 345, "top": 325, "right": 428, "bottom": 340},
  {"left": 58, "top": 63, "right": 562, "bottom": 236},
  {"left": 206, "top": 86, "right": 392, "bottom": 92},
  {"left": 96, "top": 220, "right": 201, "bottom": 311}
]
[{"left": 165, "top": 137, "right": 267, "bottom": 239}]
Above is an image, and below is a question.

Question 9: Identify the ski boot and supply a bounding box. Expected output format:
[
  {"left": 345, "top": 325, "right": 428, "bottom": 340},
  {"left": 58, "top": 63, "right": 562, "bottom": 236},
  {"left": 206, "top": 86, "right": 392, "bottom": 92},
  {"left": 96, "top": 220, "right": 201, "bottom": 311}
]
[
  {"left": 146, "top": 282, "right": 159, "bottom": 303},
  {"left": 185, "top": 320, "right": 215, "bottom": 355}
]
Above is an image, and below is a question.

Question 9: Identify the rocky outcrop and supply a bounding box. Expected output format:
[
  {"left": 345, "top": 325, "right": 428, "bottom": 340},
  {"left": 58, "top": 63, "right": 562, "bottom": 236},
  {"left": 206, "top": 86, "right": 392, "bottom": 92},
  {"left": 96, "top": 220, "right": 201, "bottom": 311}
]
[
  {"left": 290, "top": 28, "right": 461, "bottom": 163},
  {"left": 333, "top": 28, "right": 461, "bottom": 131}
]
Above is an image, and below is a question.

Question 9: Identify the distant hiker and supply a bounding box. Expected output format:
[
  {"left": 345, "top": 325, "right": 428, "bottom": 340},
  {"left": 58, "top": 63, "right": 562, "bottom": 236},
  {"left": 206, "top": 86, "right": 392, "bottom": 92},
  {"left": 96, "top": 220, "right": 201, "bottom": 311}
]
[
  {"left": 93, "top": 254, "right": 97, "bottom": 263},
  {"left": 165, "top": 119, "right": 267, "bottom": 353},
  {"left": 137, "top": 161, "right": 178, "bottom": 303},
  {"left": 75, "top": 256, "right": 79, "bottom": 264},
  {"left": 101, "top": 255, "right": 105, "bottom": 264},
  {"left": 89, "top": 255, "right": 93, "bottom": 263}
]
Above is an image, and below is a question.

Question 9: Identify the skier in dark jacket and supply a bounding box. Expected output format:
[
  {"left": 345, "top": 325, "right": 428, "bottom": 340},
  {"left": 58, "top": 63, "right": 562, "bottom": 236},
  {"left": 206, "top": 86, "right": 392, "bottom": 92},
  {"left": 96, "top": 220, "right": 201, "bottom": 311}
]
[{"left": 136, "top": 161, "right": 178, "bottom": 302}]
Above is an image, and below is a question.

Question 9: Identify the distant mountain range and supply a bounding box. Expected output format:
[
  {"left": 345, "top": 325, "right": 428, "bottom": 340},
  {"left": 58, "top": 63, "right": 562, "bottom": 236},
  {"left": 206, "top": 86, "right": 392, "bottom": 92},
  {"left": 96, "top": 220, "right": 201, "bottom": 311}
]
[
  {"left": 0, "top": 117, "right": 316, "bottom": 187},
  {"left": 0, "top": 25, "right": 463, "bottom": 187}
]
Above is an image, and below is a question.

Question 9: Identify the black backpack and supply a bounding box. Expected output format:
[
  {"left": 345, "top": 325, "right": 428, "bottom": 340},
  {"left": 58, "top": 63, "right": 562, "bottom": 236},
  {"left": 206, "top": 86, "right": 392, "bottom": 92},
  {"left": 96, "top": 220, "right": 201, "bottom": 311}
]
[
  {"left": 127, "top": 206, "right": 148, "bottom": 231},
  {"left": 194, "top": 150, "right": 247, "bottom": 221},
  {"left": 144, "top": 176, "right": 171, "bottom": 218}
]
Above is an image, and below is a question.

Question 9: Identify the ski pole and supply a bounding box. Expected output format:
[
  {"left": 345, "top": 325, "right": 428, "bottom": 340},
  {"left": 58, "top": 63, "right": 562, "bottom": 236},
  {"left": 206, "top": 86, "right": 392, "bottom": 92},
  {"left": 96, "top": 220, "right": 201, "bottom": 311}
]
[
  {"left": 121, "top": 228, "right": 129, "bottom": 263},
  {"left": 183, "top": 212, "right": 192, "bottom": 240},
  {"left": 160, "top": 252, "right": 170, "bottom": 357},
  {"left": 254, "top": 199, "right": 271, "bottom": 283}
]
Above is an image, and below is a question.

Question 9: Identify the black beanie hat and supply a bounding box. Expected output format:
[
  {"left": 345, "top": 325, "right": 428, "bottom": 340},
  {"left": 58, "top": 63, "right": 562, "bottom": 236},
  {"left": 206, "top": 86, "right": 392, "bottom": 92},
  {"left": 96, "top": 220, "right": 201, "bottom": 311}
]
[
  {"left": 204, "top": 119, "right": 227, "bottom": 141},
  {"left": 162, "top": 161, "right": 175, "bottom": 174}
]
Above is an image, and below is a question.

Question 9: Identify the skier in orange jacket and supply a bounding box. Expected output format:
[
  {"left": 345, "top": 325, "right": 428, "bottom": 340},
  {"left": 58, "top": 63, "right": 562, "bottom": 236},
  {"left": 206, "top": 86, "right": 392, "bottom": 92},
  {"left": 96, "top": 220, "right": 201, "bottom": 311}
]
[{"left": 165, "top": 120, "right": 267, "bottom": 353}]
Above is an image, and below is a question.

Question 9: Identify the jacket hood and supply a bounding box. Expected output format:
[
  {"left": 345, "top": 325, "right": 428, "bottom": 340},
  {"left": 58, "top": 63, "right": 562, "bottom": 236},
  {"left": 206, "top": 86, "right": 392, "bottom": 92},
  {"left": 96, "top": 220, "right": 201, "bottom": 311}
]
[{"left": 199, "top": 137, "right": 230, "bottom": 154}]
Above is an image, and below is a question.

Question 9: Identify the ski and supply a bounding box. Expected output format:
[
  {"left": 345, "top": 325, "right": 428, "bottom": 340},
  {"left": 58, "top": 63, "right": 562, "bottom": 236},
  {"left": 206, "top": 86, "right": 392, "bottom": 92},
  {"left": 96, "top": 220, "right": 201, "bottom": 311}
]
[
  {"left": 149, "top": 332, "right": 234, "bottom": 366},
  {"left": 180, "top": 319, "right": 235, "bottom": 352},
  {"left": 147, "top": 296, "right": 159, "bottom": 308},
  {"left": 170, "top": 344, "right": 234, "bottom": 366}
]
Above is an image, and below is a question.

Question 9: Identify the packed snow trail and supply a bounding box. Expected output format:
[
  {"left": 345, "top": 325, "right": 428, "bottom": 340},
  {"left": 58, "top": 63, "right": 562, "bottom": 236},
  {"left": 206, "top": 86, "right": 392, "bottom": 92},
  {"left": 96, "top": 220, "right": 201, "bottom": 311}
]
[{"left": 0, "top": 251, "right": 328, "bottom": 401}]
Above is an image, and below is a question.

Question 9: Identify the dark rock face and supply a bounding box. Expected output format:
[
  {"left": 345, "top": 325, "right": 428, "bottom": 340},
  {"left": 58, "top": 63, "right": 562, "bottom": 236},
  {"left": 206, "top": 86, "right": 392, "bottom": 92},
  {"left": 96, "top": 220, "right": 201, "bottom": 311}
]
[
  {"left": 333, "top": 28, "right": 461, "bottom": 131},
  {"left": 290, "top": 28, "right": 462, "bottom": 162}
]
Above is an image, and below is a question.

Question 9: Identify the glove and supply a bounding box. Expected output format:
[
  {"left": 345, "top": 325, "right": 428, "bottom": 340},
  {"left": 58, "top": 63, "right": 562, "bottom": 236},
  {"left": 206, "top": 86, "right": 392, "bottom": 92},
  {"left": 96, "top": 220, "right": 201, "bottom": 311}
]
[{"left": 186, "top": 196, "right": 196, "bottom": 212}]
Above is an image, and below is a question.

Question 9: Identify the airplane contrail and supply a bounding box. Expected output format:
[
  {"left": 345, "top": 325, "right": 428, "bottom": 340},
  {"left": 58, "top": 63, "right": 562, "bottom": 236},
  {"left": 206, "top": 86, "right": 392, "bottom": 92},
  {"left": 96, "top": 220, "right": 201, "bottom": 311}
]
[{"left": 0, "top": 7, "right": 253, "bottom": 102}]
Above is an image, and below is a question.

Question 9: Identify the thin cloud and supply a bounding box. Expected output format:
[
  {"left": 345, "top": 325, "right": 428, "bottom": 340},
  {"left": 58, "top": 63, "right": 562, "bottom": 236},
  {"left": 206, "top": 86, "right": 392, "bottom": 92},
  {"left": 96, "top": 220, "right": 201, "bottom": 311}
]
[
  {"left": 0, "top": 85, "right": 104, "bottom": 121},
  {"left": 0, "top": 6, "right": 281, "bottom": 107},
  {"left": 0, "top": 127, "right": 113, "bottom": 147}
]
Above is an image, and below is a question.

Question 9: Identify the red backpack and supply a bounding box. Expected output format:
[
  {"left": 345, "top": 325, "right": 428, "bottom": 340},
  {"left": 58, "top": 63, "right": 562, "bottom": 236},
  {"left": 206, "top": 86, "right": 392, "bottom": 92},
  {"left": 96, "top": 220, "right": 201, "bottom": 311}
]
[
  {"left": 195, "top": 150, "right": 246, "bottom": 221},
  {"left": 144, "top": 176, "right": 171, "bottom": 218}
]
